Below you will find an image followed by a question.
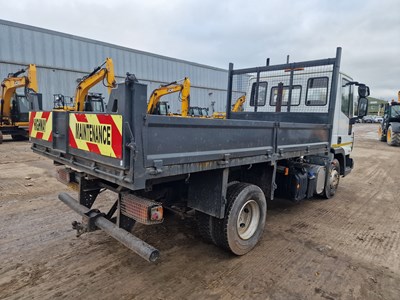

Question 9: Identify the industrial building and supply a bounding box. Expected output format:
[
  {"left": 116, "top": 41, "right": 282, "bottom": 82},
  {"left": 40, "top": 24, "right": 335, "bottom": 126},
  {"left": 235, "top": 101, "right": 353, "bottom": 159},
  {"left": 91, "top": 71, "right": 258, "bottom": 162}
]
[
  {"left": 367, "top": 97, "right": 387, "bottom": 115},
  {"left": 0, "top": 19, "right": 229, "bottom": 113}
]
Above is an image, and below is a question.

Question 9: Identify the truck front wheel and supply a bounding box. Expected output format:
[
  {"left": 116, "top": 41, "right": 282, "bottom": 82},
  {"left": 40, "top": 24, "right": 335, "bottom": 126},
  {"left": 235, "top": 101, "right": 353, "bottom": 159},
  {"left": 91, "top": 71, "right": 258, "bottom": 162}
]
[
  {"left": 213, "top": 183, "right": 266, "bottom": 256},
  {"left": 323, "top": 159, "right": 340, "bottom": 199}
]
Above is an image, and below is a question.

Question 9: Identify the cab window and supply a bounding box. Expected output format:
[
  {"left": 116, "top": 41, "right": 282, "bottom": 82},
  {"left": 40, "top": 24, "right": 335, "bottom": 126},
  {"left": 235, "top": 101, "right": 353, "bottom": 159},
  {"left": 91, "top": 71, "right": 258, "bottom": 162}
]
[
  {"left": 341, "top": 79, "right": 354, "bottom": 117},
  {"left": 270, "top": 85, "right": 301, "bottom": 106},
  {"left": 250, "top": 81, "right": 267, "bottom": 107},
  {"left": 305, "top": 77, "right": 329, "bottom": 106}
]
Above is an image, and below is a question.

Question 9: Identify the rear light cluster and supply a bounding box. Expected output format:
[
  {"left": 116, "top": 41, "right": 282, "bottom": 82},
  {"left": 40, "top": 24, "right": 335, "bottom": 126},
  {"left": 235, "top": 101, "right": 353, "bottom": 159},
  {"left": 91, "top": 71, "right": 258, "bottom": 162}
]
[
  {"left": 120, "top": 193, "right": 163, "bottom": 225},
  {"left": 56, "top": 167, "right": 78, "bottom": 191}
]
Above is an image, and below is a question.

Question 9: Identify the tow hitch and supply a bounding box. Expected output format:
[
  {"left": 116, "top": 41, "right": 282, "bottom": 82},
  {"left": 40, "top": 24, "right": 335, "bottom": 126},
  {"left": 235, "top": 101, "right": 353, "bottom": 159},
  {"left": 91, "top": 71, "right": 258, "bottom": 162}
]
[{"left": 71, "top": 208, "right": 104, "bottom": 237}]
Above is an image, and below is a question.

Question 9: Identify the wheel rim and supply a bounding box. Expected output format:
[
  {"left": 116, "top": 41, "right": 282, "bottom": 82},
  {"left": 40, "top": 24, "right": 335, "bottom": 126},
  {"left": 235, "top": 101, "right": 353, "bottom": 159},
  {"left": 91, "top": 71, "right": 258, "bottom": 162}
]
[
  {"left": 236, "top": 200, "right": 260, "bottom": 240},
  {"left": 330, "top": 168, "right": 340, "bottom": 190},
  {"left": 388, "top": 129, "right": 391, "bottom": 142}
]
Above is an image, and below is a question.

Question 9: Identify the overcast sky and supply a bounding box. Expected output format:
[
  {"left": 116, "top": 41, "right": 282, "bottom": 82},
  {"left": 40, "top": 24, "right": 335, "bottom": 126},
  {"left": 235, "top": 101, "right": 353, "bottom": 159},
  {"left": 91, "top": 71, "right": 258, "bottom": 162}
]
[{"left": 0, "top": 0, "right": 399, "bottom": 100}]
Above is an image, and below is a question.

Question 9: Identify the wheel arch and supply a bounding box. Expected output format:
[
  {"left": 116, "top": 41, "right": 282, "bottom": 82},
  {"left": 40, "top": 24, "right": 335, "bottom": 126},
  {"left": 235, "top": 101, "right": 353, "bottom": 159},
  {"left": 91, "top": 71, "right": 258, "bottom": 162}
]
[{"left": 331, "top": 148, "right": 345, "bottom": 176}]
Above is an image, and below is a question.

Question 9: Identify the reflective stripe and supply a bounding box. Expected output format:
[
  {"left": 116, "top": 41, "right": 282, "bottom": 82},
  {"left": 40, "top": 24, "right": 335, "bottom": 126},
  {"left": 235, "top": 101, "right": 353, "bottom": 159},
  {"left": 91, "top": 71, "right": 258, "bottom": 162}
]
[
  {"left": 331, "top": 142, "right": 352, "bottom": 148},
  {"left": 29, "top": 111, "right": 53, "bottom": 141},
  {"left": 69, "top": 113, "right": 123, "bottom": 159}
]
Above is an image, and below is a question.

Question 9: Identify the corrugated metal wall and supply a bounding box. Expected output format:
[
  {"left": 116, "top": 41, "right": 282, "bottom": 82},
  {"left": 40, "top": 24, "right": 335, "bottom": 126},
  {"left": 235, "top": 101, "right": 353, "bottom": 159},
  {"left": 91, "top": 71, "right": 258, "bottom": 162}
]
[{"left": 0, "top": 20, "right": 228, "bottom": 112}]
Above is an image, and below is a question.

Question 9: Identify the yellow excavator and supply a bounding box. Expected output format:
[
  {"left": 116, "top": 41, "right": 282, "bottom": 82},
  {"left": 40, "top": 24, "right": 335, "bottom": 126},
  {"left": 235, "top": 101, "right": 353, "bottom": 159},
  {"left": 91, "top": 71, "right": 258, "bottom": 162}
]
[
  {"left": 212, "top": 95, "right": 246, "bottom": 119},
  {"left": 147, "top": 77, "right": 190, "bottom": 117},
  {"left": 53, "top": 58, "right": 116, "bottom": 112},
  {"left": 0, "top": 64, "right": 42, "bottom": 143}
]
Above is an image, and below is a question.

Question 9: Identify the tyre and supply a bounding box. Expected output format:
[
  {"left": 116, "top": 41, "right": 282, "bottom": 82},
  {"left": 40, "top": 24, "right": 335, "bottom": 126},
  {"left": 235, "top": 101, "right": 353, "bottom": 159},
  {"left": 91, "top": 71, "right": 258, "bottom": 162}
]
[
  {"left": 0, "top": 131, "right": 3, "bottom": 144},
  {"left": 196, "top": 181, "right": 240, "bottom": 244},
  {"left": 378, "top": 126, "right": 386, "bottom": 142},
  {"left": 323, "top": 159, "right": 340, "bottom": 199},
  {"left": 387, "top": 126, "right": 400, "bottom": 146},
  {"left": 212, "top": 183, "right": 267, "bottom": 256},
  {"left": 227, "top": 180, "right": 240, "bottom": 188},
  {"left": 11, "top": 134, "right": 28, "bottom": 141},
  {"left": 196, "top": 211, "right": 215, "bottom": 244}
]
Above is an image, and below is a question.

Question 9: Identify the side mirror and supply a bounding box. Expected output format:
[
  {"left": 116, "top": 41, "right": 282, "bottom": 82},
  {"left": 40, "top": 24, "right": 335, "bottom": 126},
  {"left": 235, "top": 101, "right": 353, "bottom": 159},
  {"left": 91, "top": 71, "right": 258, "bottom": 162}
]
[
  {"left": 358, "top": 85, "right": 370, "bottom": 98},
  {"left": 358, "top": 97, "right": 368, "bottom": 117}
]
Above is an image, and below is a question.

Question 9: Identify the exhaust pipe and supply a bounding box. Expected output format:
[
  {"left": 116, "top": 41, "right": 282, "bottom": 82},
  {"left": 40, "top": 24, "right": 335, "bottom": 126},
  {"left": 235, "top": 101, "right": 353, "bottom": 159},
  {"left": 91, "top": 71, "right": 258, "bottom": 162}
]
[{"left": 58, "top": 192, "right": 160, "bottom": 262}]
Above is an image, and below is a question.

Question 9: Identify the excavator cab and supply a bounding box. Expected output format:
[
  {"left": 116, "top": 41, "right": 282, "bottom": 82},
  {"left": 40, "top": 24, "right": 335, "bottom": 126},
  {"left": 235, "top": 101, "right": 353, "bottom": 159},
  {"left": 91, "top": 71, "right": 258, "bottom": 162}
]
[
  {"left": 0, "top": 64, "right": 42, "bottom": 143},
  {"left": 10, "top": 93, "right": 30, "bottom": 123},
  {"left": 74, "top": 58, "right": 116, "bottom": 112},
  {"left": 201, "top": 107, "right": 209, "bottom": 117},
  {"left": 189, "top": 106, "right": 207, "bottom": 117},
  {"left": 147, "top": 78, "right": 190, "bottom": 117},
  {"left": 53, "top": 58, "right": 116, "bottom": 112},
  {"left": 154, "top": 101, "right": 170, "bottom": 116},
  {"left": 53, "top": 94, "right": 74, "bottom": 110},
  {"left": 83, "top": 93, "right": 105, "bottom": 112},
  {"left": 1, "top": 65, "right": 39, "bottom": 126}
]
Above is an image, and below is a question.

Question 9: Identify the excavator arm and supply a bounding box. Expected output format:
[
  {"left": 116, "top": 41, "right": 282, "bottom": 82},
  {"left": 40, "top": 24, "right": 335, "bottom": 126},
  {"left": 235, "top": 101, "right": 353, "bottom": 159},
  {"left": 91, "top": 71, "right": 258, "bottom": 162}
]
[
  {"left": 0, "top": 64, "right": 38, "bottom": 124},
  {"left": 73, "top": 58, "right": 116, "bottom": 111},
  {"left": 212, "top": 95, "right": 246, "bottom": 119},
  {"left": 232, "top": 95, "right": 246, "bottom": 112},
  {"left": 147, "top": 77, "right": 190, "bottom": 117}
]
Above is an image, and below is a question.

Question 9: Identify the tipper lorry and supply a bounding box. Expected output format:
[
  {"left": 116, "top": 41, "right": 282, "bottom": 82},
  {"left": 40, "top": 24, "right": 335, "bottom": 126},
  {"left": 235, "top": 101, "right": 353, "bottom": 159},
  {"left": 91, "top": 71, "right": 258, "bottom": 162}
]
[{"left": 29, "top": 48, "right": 369, "bottom": 262}]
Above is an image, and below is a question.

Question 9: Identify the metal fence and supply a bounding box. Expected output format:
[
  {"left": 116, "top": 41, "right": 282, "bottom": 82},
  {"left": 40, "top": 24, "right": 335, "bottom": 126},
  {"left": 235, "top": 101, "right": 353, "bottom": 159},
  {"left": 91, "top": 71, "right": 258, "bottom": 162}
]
[{"left": 226, "top": 48, "right": 341, "bottom": 125}]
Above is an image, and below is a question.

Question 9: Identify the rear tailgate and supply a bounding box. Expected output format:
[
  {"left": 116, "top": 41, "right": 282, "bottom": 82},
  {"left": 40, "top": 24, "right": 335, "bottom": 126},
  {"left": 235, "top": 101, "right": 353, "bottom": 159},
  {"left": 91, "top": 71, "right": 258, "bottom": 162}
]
[
  {"left": 68, "top": 112, "right": 123, "bottom": 160},
  {"left": 29, "top": 111, "right": 53, "bottom": 146},
  {"left": 30, "top": 110, "right": 126, "bottom": 169}
]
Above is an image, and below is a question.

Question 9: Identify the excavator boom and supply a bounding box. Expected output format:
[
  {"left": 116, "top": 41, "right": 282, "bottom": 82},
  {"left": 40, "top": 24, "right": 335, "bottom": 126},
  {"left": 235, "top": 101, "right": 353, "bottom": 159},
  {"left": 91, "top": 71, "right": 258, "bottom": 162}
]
[
  {"left": 212, "top": 95, "right": 246, "bottom": 119},
  {"left": 1, "top": 64, "right": 38, "bottom": 124},
  {"left": 147, "top": 77, "right": 190, "bottom": 117},
  {"left": 232, "top": 95, "right": 245, "bottom": 112},
  {"left": 26, "top": 64, "right": 38, "bottom": 93},
  {"left": 73, "top": 58, "right": 116, "bottom": 111}
]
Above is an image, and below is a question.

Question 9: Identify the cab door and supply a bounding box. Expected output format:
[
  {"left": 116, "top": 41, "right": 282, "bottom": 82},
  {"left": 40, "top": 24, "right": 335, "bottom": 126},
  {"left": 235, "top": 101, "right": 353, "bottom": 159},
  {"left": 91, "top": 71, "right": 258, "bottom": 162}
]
[{"left": 334, "top": 76, "right": 355, "bottom": 155}]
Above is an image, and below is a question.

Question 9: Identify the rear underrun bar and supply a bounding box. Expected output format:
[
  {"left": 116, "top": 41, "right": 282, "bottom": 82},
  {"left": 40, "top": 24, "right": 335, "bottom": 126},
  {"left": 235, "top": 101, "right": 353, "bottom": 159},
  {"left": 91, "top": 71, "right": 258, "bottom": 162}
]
[{"left": 58, "top": 192, "right": 160, "bottom": 262}]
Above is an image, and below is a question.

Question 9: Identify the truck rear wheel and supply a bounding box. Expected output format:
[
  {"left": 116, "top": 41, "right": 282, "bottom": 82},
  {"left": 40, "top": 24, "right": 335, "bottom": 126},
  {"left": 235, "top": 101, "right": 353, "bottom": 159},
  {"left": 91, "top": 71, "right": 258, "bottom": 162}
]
[
  {"left": 323, "top": 159, "right": 340, "bottom": 199},
  {"left": 212, "top": 183, "right": 266, "bottom": 256},
  {"left": 387, "top": 126, "right": 400, "bottom": 146},
  {"left": 378, "top": 126, "right": 386, "bottom": 142},
  {"left": 197, "top": 211, "right": 215, "bottom": 243},
  {"left": 196, "top": 181, "right": 240, "bottom": 244}
]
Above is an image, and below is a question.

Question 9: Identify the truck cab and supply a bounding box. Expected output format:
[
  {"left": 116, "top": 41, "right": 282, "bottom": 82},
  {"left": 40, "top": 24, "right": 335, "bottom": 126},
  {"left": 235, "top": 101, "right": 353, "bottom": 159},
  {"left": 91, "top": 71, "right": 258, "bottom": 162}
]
[
  {"left": 241, "top": 70, "right": 368, "bottom": 176},
  {"left": 332, "top": 74, "right": 370, "bottom": 173}
]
